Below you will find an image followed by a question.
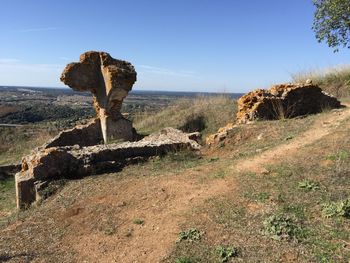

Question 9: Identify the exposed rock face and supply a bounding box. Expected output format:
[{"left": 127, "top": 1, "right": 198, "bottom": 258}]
[
  {"left": 60, "top": 51, "right": 138, "bottom": 143},
  {"left": 15, "top": 128, "right": 201, "bottom": 209},
  {"left": 236, "top": 83, "right": 341, "bottom": 124}
]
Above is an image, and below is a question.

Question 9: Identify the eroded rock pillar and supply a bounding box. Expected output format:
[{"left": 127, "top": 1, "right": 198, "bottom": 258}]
[{"left": 60, "top": 51, "right": 137, "bottom": 143}]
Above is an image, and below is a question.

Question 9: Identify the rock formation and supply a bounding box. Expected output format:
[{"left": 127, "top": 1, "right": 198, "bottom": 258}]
[
  {"left": 15, "top": 128, "right": 201, "bottom": 209},
  {"left": 60, "top": 51, "right": 138, "bottom": 143},
  {"left": 236, "top": 82, "right": 341, "bottom": 124}
]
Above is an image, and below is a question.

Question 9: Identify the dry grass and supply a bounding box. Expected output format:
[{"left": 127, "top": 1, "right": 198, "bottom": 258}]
[
  {"left": 0, "top": 177, "right": 15, "bottom": 218},
  {"left": 291, "top": 65, "right": 350, "bottom": 98},
  {"left": 133, "top": 95, "right": 237, "bottom": 137},
  {"left": 0, "top": 125, "right": 53, "bottom": 165}
]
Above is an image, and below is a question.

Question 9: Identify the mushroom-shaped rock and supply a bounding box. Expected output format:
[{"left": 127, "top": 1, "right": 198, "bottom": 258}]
[{"left": 60, "top": 51, "right": 138, "bottom": 143}]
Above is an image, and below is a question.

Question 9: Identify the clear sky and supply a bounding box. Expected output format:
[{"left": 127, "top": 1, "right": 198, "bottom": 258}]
[{"left": 1, "top": 0, "right": 350, "bottom": 93}]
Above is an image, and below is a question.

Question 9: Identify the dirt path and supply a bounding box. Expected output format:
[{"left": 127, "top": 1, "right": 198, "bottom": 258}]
[
  {"left": 233, "top": 106, "right": 350, "bottom": 174},
  {"left": 59, "top": 168, "right": 234, "bottom": 263}
]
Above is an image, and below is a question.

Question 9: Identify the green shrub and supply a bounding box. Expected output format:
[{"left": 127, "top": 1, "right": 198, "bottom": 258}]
[
  {"left": 298, "top": 180, "right": 320, "bottom": 191},
  {"left": 216, "top": 245, "right": 239, "bottom": 262},
  {"left": 263, "top": 214, "right": 305, "bottom": 241},
  {"left": 178, "top": 228, "right": 202, "bottom": 242},
  {"left": 322, "top": 199, "right": 350, "bottom": 218}
]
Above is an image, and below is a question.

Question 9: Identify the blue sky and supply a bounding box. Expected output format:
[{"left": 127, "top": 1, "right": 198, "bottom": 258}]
[{"left": 0, "top": 0, "right": 350, "bottom": 92}]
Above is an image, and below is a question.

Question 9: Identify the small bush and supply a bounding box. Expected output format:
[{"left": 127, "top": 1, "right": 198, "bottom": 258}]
[
  {"left": 263, "top": 214, "right": 305, "bottom": 241},
  {"left": 216, "top": 245, "right": 239, "bottom": 262},
  {"left": 179, "top": 115, "right": 206, "bottom": 133},
  {"left": 178, "top": 228, "right": 202, "bottom": 242},
  {"left": 298, "top": 180, "right": 320, "bottom": 191},
  {"left": 322, "top": 199, "right": 350, "bottom": 218}
]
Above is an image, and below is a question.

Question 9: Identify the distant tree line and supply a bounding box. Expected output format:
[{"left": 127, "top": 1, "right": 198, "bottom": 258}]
[{"left": 0, "top": 103, "right": 95, "bottom": 124}]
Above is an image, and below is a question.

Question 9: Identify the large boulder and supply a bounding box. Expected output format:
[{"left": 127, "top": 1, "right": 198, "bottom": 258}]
[
  {"left": 236, "top": 82, "right": 342, "bottom": 124},
  {"left": 15, "top": 128, "right": 201, "bottom": 209},
  {"left": 60, "top": 51, "right": 138, "bottom": 143}
]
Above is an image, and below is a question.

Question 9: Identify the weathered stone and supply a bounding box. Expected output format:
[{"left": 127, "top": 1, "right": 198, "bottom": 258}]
[
  {"left": 15, "top": 128, "right": 201, "bottom": 209},
  {"left": 44, "top": 118, "right": 103, "bottom": 148},
  {"left": 236, "top": 82, "right": 342, "bottom": 124},
  {"left": 60, "top": 51, "right": 138, "bottom": 143},
  {"left": 15, "top": 172, "right": 35, "bottom": 210},
  {"left": 205, "top": 123, "right": 237, "bottom": 146}
]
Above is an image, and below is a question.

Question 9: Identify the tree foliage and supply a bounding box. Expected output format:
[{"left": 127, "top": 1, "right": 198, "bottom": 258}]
[{"left": 313, "top": 0, "right": 350, "bottom": 51}]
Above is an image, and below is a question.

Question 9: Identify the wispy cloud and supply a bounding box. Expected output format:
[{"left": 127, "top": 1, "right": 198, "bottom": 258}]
[
  {"left": 15, "top": 27, "right": 60, "bottom": 33},
  {"left": 139, "top": 65, "right": 197, "bottom": 78}
]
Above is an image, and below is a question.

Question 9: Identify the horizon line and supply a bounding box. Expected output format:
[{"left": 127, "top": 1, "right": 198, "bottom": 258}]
[{"left": 0, "top": 85, "right": 243, "bottom": 94}]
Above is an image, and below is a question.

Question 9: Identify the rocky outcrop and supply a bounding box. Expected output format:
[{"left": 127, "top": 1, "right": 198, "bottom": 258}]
[
  {"left": 236, "top": 82, "right": 341, "bottom": 124},
  {"left": 15, "top": 128, "right": 200, "bottom": 209},
  {"left": 60, "top": 51, "right": 138, "bottom": 143}
]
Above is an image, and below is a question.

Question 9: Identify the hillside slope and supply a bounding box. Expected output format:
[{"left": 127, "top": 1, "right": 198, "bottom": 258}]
[{"left": 0, "top": 105, "right": 349, "bottom": 262}]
